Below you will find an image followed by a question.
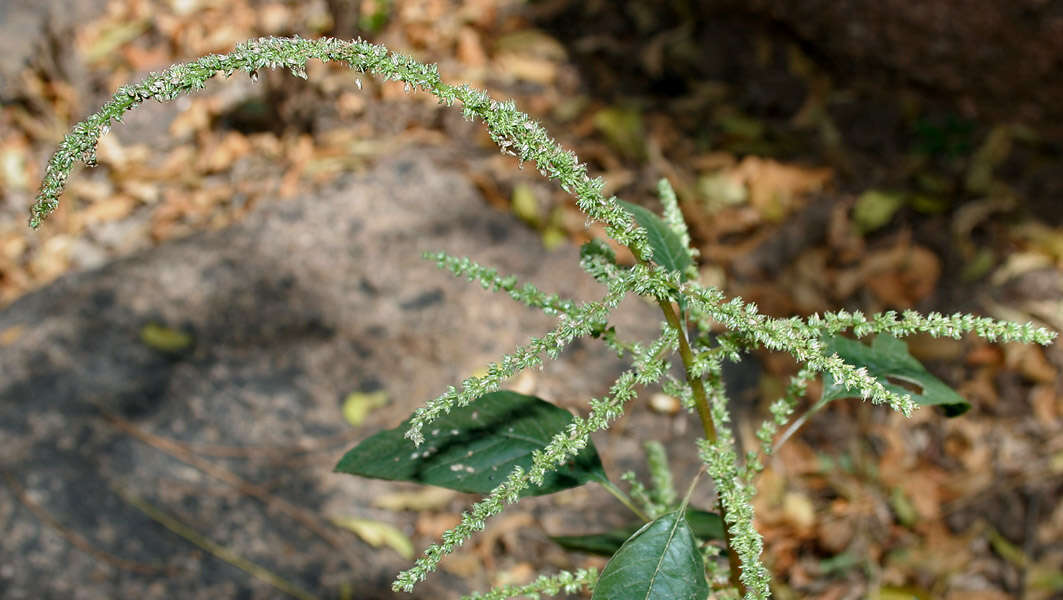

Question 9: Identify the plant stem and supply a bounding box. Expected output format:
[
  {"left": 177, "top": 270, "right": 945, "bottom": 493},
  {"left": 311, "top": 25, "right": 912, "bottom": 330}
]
[
  {"left": 598, "top": 478, "right": 650, "bottom": 522},
  {"left": 656, "top": 297, "right": 747, "bottom": 596}
]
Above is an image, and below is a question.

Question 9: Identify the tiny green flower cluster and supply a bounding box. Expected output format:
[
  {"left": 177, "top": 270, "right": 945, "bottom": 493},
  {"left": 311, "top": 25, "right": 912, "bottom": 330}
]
[
  {"left": 29, "top": 36, "right": 650, "bottom": 265},
  {"left": 402, "top": 263, "right": 657, "bottom": 446},
  {"left": 807, "top": 309, "right": 1056, "bottom": 344},
  {"left": 687, "top": 290, "right": 917, "bottom": 414},
  {"left": 424, "top": 251, "right": 580, "bottom": 317},
  {"left": 698, "top": 385, "right": 771, "bottom": 599},
  {"left": 619, "top": 439, "right": 680, "bottom": 519},
  {"left": 394, "top": 330, "right": 674, "bottom": 591},
  {"left": 621, "top": 470, "right": 663, "bottom": 517},
  {"left": 657, "top": 178, "right": 698, "bottom": 260},
  {"left": 462, "top": 568, "right": 598, "bottom": 600},
  {"left": 755, "top": 367, "right": 814, "bottom": 456},
  {"left": 644, "top": 440, "right": 679, "bottom": 510}
]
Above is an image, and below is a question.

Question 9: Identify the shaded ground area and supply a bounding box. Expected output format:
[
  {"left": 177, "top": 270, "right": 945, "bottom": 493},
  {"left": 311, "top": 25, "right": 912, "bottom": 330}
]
[
  {"left": 0, "top": 1, "right": 1061, "bottom": 599},
  {"left": 1, "top": 154, "right": 663, "bottom": 598}
]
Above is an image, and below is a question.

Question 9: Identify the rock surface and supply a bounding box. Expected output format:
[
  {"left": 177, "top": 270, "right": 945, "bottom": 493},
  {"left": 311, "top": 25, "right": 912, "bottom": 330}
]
[
  {"left": 0, "top": 0, "right": 108, "bottom": 102},
  {"left": 0, "top": 154, "right": 661, "bottom": 599}
]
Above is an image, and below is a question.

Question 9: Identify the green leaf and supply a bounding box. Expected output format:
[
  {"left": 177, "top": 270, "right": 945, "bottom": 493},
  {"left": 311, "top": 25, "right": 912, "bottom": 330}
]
[
  {"left": 511, "top": 182, "right": 541, "bottom": 227},
  {"left": 853, "top": 190, "right": 905, "bottom": 234},
  {"left": 822, "top": 334, "right": 971, "bottom": 416},
  {"left": 334, "top": 391, "right": 606, "bottom": 496},
  {"left": 580, "top": 238, "right": 617, "bottom": 265},
  {"left": 341, "top": 391, "right": 389, "bottom": 427},
  {"left": 551, "top": 528, "right": 632, "bottom": 557},
  {"left": 591, "top": 510, "right": 709, "bottom": 600},
  {"left": 139, "top": 323, "right": 194, "bottom": 354},
  {"left": 616, "top": 200, "right": 692, "bottom": 277},
  {"left": 552, "top": 509, "right": 723, "bottom": 557},
  {"left": 686, "top": 509, "right": 725, "bottom": 541},
  {"left": 593, "top": 106, "right": 646, "bottom": 161}
]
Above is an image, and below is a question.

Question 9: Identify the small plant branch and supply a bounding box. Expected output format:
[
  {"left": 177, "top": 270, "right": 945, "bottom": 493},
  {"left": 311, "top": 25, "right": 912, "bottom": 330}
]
[
  {"left": 462, "top": 568, "right": 599, "bottom": 600},
  {"left": 599, "top": 478, "right": 651, "bottom": 522},
  {"left": 393, "top": 330, "right": 673, "bottom": 591},
  {"left": 643, "top": 441, "right": 678, "bottom": 509},
  {"left": 773, "top": 404, "right": 817, "bottom": 454},
  {"left": 657, "top": 298, "right": 716, "bottom": 440}
]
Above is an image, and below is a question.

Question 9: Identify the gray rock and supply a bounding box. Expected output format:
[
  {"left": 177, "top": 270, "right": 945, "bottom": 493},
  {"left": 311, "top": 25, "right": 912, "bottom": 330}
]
[
  {"left": 0, "top": 153, "right": 661, "bottom": 599},
  {"left": 0, "top": 0, "right": 108, "bottom": 102}
]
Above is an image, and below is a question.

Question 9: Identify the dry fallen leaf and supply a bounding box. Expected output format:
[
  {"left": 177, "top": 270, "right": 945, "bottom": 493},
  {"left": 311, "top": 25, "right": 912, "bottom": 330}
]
[
  {"left": 415, "top": 511, "right": 463, "bottom": 539},
  {"left": 479, "top": 511, "right": 535, "bottom": 569},
  {"left": 456, "top": 26, "right": 488, "bottom": 67},
  {"left": 439, "top": 550, "right": 483, "bottom": 578},
  {"left": 0, "top": 325, "right": 24, "bottom": 346},
  {"left": 732, "top": 156, "right": 832, "bottom": 222},
  {"left": 782, "top": 491, "right": 816, "bottom": 535},
  {"left": 492, "top": 562, "right": 536, "bottom": 589},
  {"left": 329, "top": 516, "right": 414, "bottom": 560},
  {"left": 990, "top": 252, "right": 1053, "bottom": 286},
  {"left": 816, "top": 516, "right": 854, "bottom": 554},
  {"left": 1003, "top": 343, "right": 1057, "bottom": 384},
  {"left": 494, "top": 54, "right": 557, "bottom": 85},
  {"left": 373, "top": 487, "right": 457, "bottom": 512},
  {"left": 341, "top": 391, "right": 389, "bottom": 427},
  {"left": 1028, "top": 384, "right": 1059, "bottom": 425},
  {"left": 648, "top": 392, "right": 681, "bottom": 415},
  {"left": 861, "top": 241, "right": 941, "bottom": 308},
  {"left": 0, "top": 139, "right": 32, "bottom": 191},
  {"left": 168, "top": 98, "right": 214, "bottom": 139},
  {"left": 966, "top": 343, "right": 1004, "bottom": 367},
  {"left": 80, "top": 195, "right": 139, "bottom": 226}
]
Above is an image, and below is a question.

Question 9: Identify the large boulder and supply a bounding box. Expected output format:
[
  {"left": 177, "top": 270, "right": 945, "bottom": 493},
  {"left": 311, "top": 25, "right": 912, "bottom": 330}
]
[{"left": 0, "top": 153, "right": 660, "bottom": 599}]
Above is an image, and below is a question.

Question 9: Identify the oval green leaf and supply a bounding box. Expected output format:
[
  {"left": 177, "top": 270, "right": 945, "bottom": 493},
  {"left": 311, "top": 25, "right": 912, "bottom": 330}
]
[
  {"left": 617, "top": 199, "right": 693, "bottom": 277},
  {"left": 591, "top": 510, "right": 709, "bottom": 600},
  {"left": 552, "top": 508, "right": 723, "bottom": 557},
  {"left": 334, "top": 391, "right": 607, "bottom": 496},
  {"left": 822, "top": 334, "right": 971, "bottom": 416}
]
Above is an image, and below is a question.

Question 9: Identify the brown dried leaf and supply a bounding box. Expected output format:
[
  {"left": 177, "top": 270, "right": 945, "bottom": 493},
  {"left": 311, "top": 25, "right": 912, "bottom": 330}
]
[
  {"left": 1028, "top": 384, "right": 1059, "bottom": 426},
  {"left": 492, "top": 562, "right": 536, "bottom": 589},
  {"left": 782, "top": 491, "right": 816, "bottom": 535},
  {"left": 966, "top": 343, "right": 1004, "bottom": 367},
  {"left": 197, "top": 132, "right": 252, "bottom": 173},
  {"left": 1003, "top": 343, "right": 1057, "bottom": 384},
  {"left": 28, "top": 235, "right": 72, "bottom": 282},
  {"left": 169, "top": 98, "right": 214, "bottom": 139},
  {"left": 456, "top": 26, "right": 488, "bottom": 67},
  {"left": 415, "top": 511, "right": 463, "bottom": 539},
  {"left": 732, "top": 157, "right": 832, "bottom": 222},
  {"left": 0, "top": 139, "right": 32, "bottom": 191},
  {"left": 494, "top": 54, "right": 557, "bottom": 85},
  {"left": 439, "top": 550, "right": 482, "bottom": 578},
  {"left": 373, "top": 488, "right": 457, "bottom": 512},
  {"left": 79, "top": 195, "right": 138, "bottom": 226},
  {"left": 863, "top": 242, "right": 941, "bottom": 308},
  {"left": 0, "top": 325, "right": 24, "bottom": 346}
]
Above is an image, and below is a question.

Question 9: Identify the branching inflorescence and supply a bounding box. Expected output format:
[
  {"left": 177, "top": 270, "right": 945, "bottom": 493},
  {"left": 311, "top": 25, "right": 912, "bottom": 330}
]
[{"left": 31, "top": 36, "right": 1056, "bottom": 600}]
